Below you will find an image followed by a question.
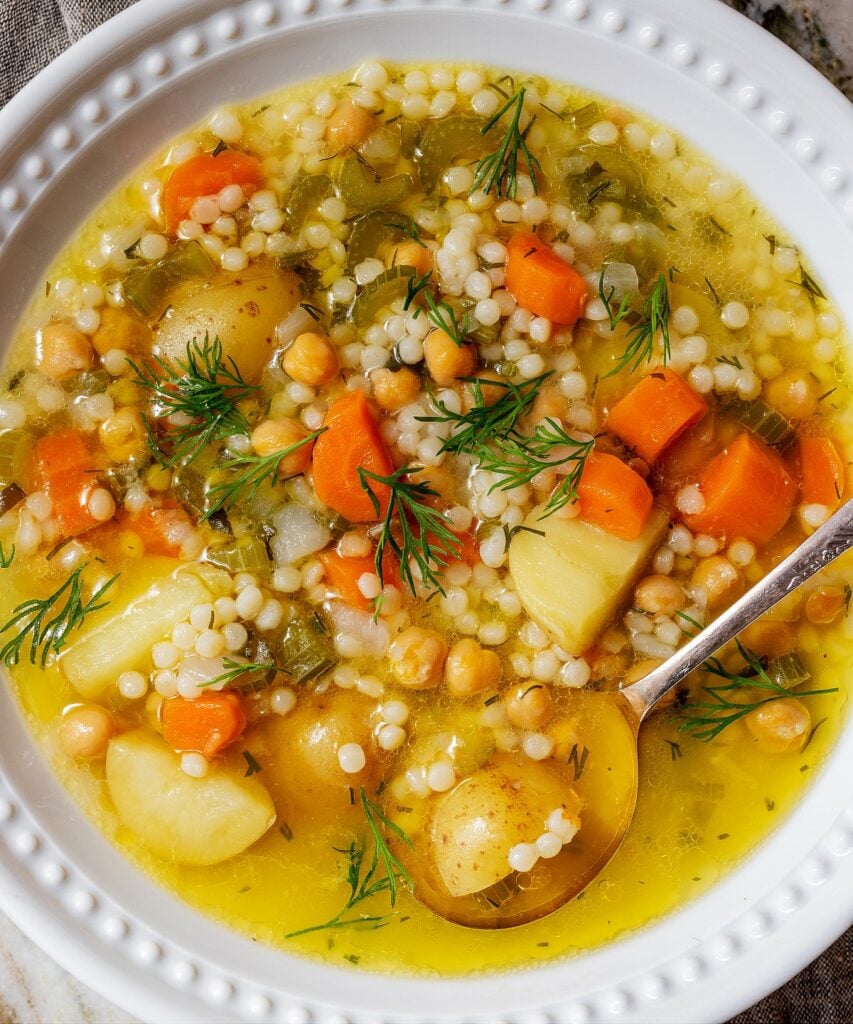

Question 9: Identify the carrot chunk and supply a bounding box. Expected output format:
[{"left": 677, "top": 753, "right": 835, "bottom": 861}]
[
  {"left": 577, "top": 451, "right": 654, "bottom": 540},
  {"left": 685, "top": 433, "right": 797, "bottom": 545},
  {"left": 797, "top": 436, "right": 845, "bottom": 510},
  {"left": 320, "top": 550, "right": 377, "bottom": 609},
  {"left": 33, "top": 429, "right": 100, "bottom": 538},
  {"left": 312, "top": 391, "right": 394, "bottom": 523},
  {"left": 162, "top": 151, "right": 263, "bottom": 231},
  {"left": 606, "top": 368, "right": 709, "bottom": 463},
  {"left": 117, "top": 502, "right": 196, "bottom": 558},
  {"left": 161, "top": 693, "right": 246, "bottom": 759},
  {"left": 504, "top": 232, "right": 588, "bottom": 326}
]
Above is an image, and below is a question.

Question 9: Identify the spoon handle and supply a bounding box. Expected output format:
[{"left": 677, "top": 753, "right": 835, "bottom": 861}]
[{"left": 622, "top": 499, "right": 853, "bottom": 721}]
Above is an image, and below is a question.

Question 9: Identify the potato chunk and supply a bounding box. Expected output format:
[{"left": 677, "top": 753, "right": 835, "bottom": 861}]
[
  {"left": 62, "top": 563, "right": 211, "bottom": 699},
  {"left": 106, "top": 729, "right": 275, "bottom": 865},
  {"left": 508, "top": 504, "right": 669, "bottom": 655},
  {"left": 153, "top": 265, "right": 301, "bottom": 382},
  {"left": 428, "top": 753, "right": 580, "bottom": 897}
]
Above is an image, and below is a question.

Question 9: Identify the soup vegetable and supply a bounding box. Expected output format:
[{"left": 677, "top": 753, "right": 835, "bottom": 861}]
[{"left": 1, "top": 61, "right": 851, "bottom": 970}]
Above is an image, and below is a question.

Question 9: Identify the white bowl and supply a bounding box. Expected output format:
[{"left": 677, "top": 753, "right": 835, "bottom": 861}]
[{"left": 1, "top": 1, "right": 852, "bottom": 1021}]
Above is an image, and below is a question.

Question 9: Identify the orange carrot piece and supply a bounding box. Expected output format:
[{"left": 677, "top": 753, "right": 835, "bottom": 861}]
[
  {"left": 504, "top": 232, "right": 588, "bottom": 326},
  {"left": 320, "top": 550, "right": 375, "bottom": 609},
  {"left": 312, "top": 390, "right": 394, "bottom": 523},
  {"left": 685, "top": 433, "right": 797, "bottom": 545},
  {"left": 161, "top": 693, "right": 247, "bottom": 759},
  {"left": 607, "top": 368, "right": 709, "bottom": 463},
  {"left": 117, "top": 502, "right": 195, "bottom": 558},
  {"left": 577, "top": 451, "right": 654, "bottom": 540},
  {"left": 797, "top": 436, "right": 845, "bottom": 510},
  {"left": 163, "top": 151, "right": 263, "bottom": 231},
  {"left": 33, "top": 429, "right": 100, "bottom": 538}
]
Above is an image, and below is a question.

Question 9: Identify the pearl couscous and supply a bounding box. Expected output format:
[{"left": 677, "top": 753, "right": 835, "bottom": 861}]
[{"left": 1, "top": 61, "right": 851, "bottom": 972}]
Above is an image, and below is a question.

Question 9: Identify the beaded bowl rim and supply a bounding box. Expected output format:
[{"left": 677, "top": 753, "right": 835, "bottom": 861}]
[{"left": 0, "top": 0, "right": 852, "bottom": 1022}]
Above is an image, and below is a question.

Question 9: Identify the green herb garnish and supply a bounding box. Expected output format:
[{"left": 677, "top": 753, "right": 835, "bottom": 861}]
[
  {"left": 242, "top": 751, "right": 263, "bottom": 776},
  {"left": 403, "top": 270, "right": 434, "bottom": 311},
  {"left": 601, "top": 271, "right": 672, "bottom": 376},
  {"left": 476, "top": 419, "right": 595, "bottom": 517},
  {"left": 285, "top": 788, "right": 413, "bottom": 937},
  {"left": 416, "top": 372, "right": 552, "bottom": 455},
  {"left": 417, "top": 291, "right": 469, "bottom": 346},
  {"left": 471, "top": 87, "right": 541, "bottom": 199},
  {"left": 679, "top": 639, "right": 837, "bottom": 741},
  {"left": 200, "top": 657, "right": 284, "bottom": 690},
  {"left": 204, "top": 428, "right": 326, "bottom": 520},
  {"left": 358, "top": 465, "right": 462, "bottom": 597},
  {"left": 0, "top": 564, "right": 118, "bottom": 668},
  {"left": 128, "top": 335, "right": 259, "bottom": 467},
  {"left": 0, "top": 542, "right": 14, "bottom": 569}
]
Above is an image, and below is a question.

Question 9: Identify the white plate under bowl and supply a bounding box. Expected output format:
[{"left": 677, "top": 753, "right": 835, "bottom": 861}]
[{"left": 1, "top": 1, "right": 852, "bottom": 1021}]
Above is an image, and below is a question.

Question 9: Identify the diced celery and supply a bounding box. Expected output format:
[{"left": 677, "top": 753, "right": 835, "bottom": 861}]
[
  {"left": 0, "top": 430, "right": 29, "bottom": 488},
  {"left": 351, "top": 264, "right": 416, "bottom": 326},
  {"left": 725, "top": 398, "right": 797, "bottom": 450},
  {"left": 284, "top": 174, "right": 333, "bottom": 230},
  {"left": 124, "top": 240, "right": 216, "bottom": 318},
  {"left": 346, "top": 210, "right": 419, "bottom": 272},
  {"left": 276, "top": 611, "right": 337, "bottom": 684},
  {"left": 206, "top": 533, "right": 271, "bottom": 575},
  {"left": 337, "top": 156, "right": 412, "bottom": 213},
  {"left": 767, "top": 652, "right": 811, "bottom": 690}
]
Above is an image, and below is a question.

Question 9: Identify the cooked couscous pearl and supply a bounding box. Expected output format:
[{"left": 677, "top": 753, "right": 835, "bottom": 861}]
[
  {"left": 522, "top": 732, "right": 554, "bottom": 760},
  {"left": 378, "top": 724, "right": 407, "bottom": 751},
  {"left": 117, "top": 670, "right": 147, "bottom": 700},
  {"left": 25, "top": 492, "right": 52, "bottom": 521},
  {"left": 221, "top": 247, "right": 249, "bottom": 272},
  {"left": 558, "top": 657, "right": 591, "bottom": 688},
  {"left": 235, "top": 585, "right": 264, "bottom": 620},
  {"left": 588, "top": 120, "right": 618, "bottom": 145},
  {"left": 209, "top": 109, "right": 243, "bottom": 143},
  {"left": 153, "top": 670, "right": 178, "bottom": 698},
  {"left": 172, "top": 622, "right": 198, "bottom": 651},
  {"left": 180, "top": 752, "right": 208, "bottom": 778},
  {"left": 427, "top": 760, "right": 456, "bottom": 792},
  {"left": 535, "top": 831, "right": 564, "bottom": 859},
  {"left": 36, "top": 385, "right": 65, "bottom": 412},
  {"left": 337, "top": 743, "right": 366, "bottom": 774},
  {"left": 256, "top": 599, "right": 285, "bottom": 632},
  {"left": 87, "top": 488, "right": 116, "bottom": 522},
  {"left": 800, "top": 503, "right": 830, "bottom": 530},
  {"left": 189, "top": 603, "right": 215, "bottom": 631},
  {"left": 381, "top": 700, "right": 409, "bottom": 726},
  {"left": 152, "top": 641, "right": 179, "bottom": 669},
  {"left": 272, "top": 566, "right": 302, "bottom": 593},
  {"left": 270, "top": 687, "right": 297, "bottom": 715},
  {"left": 675, "top": 484, "right": 705, "bottom": 515},
  {"left": 196, "top": 629, "right": 226, "bottom": 659},
  {"left": 508, "top": 842, "right": 538, "bottom": 873},
  {"left": 222, "top": 622, "right": 248, "bottom": 652}
]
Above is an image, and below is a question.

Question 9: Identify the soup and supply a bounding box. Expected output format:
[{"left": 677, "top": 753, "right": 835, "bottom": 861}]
[{"left": 1, "top": 61, "right": 851, "bottom": 973}]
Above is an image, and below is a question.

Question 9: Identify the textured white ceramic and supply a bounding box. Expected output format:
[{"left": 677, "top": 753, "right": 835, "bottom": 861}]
[{"left": 1, "top": 0, "right": 852, "bottom": 1021}]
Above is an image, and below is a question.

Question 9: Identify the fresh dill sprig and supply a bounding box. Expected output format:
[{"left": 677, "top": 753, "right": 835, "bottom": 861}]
[
  {"left": 416, "top": 372, "right": 553, "bottom": 455},
  {"left": 471, "top": 87, "right": 542, "bottom": 199},
  {"left": 128, "top": 335, "right": 259, "bottom": 467},
  {"left": 475, "top": 419, "right": 595, "bottom": 516},
  {"left": 200, "top": 657, "right": 285, "bottom": 690},
  {"left": 204, "top": 429, "right": 326, "bottom": 520},
  {"left": 403, "top": 270, "right": 434, "bottom": 312},
  {"left": 0, "top": 541, "right": 14, "bottom": 569},
  {"left": 601, "top": 271, "right": 672, "bottom": 376},
  {"left": 678, "top": 639, "right": 837, "bottom": 741},
  {"left": 285, "top": 788, "right": 413, "bottom": 937},
  {"left": 384, "top": 217, "right": 426, "bottom": 248},
  {"left": 0, "top": 564, "right": 119, "bottom": 668},
  {"left": 417, "top": 291, "right": 469, "bottom": 346},
  {"left": 358, "top": 465, "right": 462, "bottom": 597}
]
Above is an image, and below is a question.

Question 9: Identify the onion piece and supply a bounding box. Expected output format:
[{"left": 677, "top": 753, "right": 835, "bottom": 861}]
[
  {"left": 269, "top": 504, "right": 331, "bottom": 565},
  {"left": 275, "top": 305, "right": 317, "bottom": 347},
  {"left": 599, "top": 261, "right": 639, "bottom": 303}
]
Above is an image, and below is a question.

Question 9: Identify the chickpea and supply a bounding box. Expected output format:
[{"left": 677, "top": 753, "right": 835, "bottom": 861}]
[
  {"left": 389, "top": 627, "right": 448, "bottom": 689},
  {"left": 37, "top": 323, "right": 93, "bottom": 380},
  {"left": 423, "top": 330, "right": 477, "bottom": 387},
  {"left": 59, "top": 704, "right": 116, "bottom": 759},
  {"left": 548, "top": 717, "right": 581, "bottom": 761},
  {"left": 99, "top": 407, "right": 146, "bottom": 462},
  {"left": 691, "top": 556, "right": 742, "bottom": 609},
  {"left": 462, "top": 370, "right": 506, "bottom": 410},
  {"left": 745, "top": 698, "right": 810, "bottom": 754},
  {"left": 504, "top": 682, "right": 552, "bottom": 730},
  {"left": 386, "top": 240, "right": 434, "bottom": 277},
  {"left": 805, "top": 586, "right": 846, "bottom": 625},
  {"left": 372, "top": 367, "right": 421, "bottom": 411},
  {"left": 250, "top": 418, "right": 314, "bottom": 477},
  {"left": 282, "top": 332, "right": 339, "bottom": 387},
  {"left": 765, "top": 370, "right": 818, "bottom": 421},
  {"left": 444, "top": 638, "right": 502, "bottom": 696},
  {"left": 326, "top": 97, "right": 375, "bottom": 149},
  {"left": 633, "top": 574, "right": 686, "bottom": 616},
  {"left": 91, "top": 307, "right": 150, "bottom": 356},
  {"left": 740, "top": 619, "right": 795, "bottom": 658}
]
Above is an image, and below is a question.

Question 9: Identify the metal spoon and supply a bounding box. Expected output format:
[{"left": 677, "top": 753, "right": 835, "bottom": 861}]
[{"left": 409, "top": 499, "right": 853, "bottom": 928}]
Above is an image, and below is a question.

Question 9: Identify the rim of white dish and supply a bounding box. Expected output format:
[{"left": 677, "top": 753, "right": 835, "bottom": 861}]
[{"left": 0, "top": 1, "right": 852, "bottom": 1022}]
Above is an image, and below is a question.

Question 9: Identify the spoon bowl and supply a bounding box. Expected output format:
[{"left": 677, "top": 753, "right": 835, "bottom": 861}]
[{"left": 403, "top": 499, "right": 853, "bottom": 928}]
